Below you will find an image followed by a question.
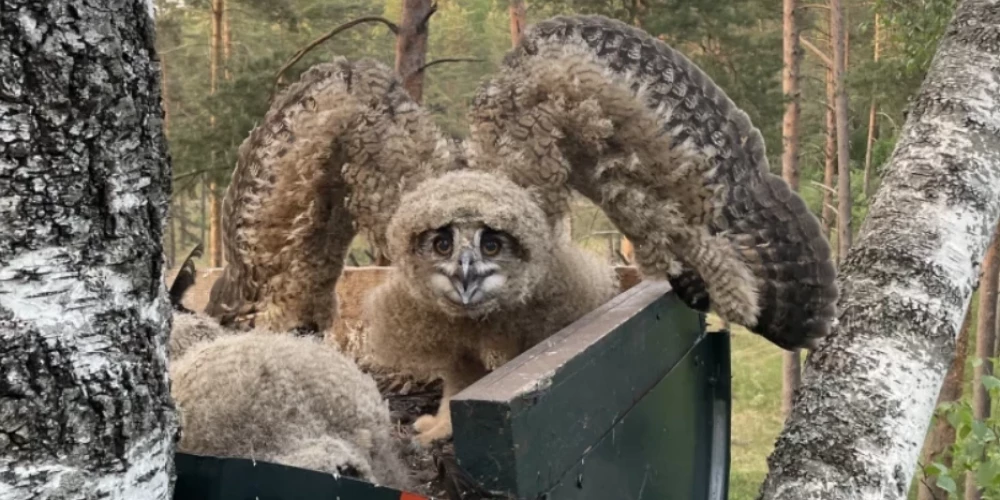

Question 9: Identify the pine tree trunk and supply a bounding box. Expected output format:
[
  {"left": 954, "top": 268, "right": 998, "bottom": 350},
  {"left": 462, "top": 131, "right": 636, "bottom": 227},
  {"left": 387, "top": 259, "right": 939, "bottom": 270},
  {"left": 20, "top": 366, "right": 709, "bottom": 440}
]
[
  {"left": 395, "top": 0, "right": 434, "bottom": 103},
  {"left": 0, "top": 1, "right": 177, "bottom": 497},
  {"left": 178, "top": 191, "right": 188, "bottom": 252},
  {"left": 863, "top": 13, "right": 881, "bottom": 198},
  {"left": 201, "top": 174, "right": 208, "bottom": 246},
  {"left": 966, "top": 225, "right": 1000, "bottom": 500},
  {"left": 209, "top": 182, "right": 223, "bottom": 266},
  {"left": 208, "top": 0, "right": 224, "bottom": 267},
  {"left": 509, "top": 0, "right": 527, "bottom": 47},
  {"left": 832, "top": 0, "right": 853, "bottom": 262},
  {"left": 781, "top": 0, "right": 803, "bottom": 418},
  {"left": 822, "top": 66, "right": 837, "bottom": 239},
  {"left": 917, "top": 307, "right": 972, "bottom": 500},
  {"left": 759, "top": 0, "right": 1000, "bottom": 496}
]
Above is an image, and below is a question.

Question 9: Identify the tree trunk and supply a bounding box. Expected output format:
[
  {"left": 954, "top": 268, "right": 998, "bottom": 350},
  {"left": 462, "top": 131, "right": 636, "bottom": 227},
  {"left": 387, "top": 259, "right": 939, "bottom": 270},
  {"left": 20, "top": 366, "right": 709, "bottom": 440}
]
[
  {"left": 395, "top": 0, "right": 434, "bottom": 103},
  {"left": 966, "top": 225, "right": 1000, "bottom": 500},
  {"left": 208, "top": 0, "right": 224, "bottom": 266},
  {"left": 822, "top": 66, "right": 837, "bottom": 239},
  {"left": 209, "top": 182, "right": 223, "bottom": 266},
  {"left": 917, "top": 307, "right": 972, "bottom": 500},
  {"left": 509, "top": 0, "right": 527, "bottom": 47},
  {"left": 759, "top": 0, "right": 1000, "bottom": 496},
  {"left": 863, "top": 13, "right": 881, "bottom": 198},
  {"left": 201, "top": 173, "right": 207, "bottom": 245},
  {"left": 178, "top": 191, "right": 188, "bottom": 252},
  {"left": 781, "top": 0, "right": 803, "bottom": 419},
  {"left": 621, "top": 235, "right": 635, "bottom": 264},
  {"left": 0, "top": 1, "right": 176, "bottom": 497},
  {"left": 832, "top": 0, "right": 853, "bottom": 263},
  {"left": 222, "top": 0, "right": 232, "bottom": 81}
]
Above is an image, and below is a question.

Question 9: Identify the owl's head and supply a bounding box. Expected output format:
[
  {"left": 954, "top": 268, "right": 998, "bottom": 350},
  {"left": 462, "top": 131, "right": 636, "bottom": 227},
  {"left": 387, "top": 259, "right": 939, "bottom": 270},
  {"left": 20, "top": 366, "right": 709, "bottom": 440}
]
[{"left": 387, "top": 170, "right": 553, "bottom": 318}]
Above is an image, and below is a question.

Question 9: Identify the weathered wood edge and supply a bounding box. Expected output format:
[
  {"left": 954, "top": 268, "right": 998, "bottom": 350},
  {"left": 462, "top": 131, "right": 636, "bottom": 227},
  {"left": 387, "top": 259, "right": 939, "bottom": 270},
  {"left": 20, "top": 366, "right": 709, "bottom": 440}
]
[{"left": 451, "top": 280, "right": 707, "bottom": 495}]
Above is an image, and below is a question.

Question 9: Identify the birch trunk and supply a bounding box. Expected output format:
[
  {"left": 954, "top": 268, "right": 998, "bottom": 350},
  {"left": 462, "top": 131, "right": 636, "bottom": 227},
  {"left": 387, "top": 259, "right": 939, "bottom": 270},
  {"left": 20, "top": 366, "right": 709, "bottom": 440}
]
[
  {"left": 781, "top": 0, "right": 803, "bottom": 418},
  {"left": 759, "top": 0, "right": 1000, "bottom": 497},
  {"left": 0, "top": 0, "right": 177, "bottom": 498},
  {"left": 966, "top": 225, "right": 1000, "bottom": 500}
]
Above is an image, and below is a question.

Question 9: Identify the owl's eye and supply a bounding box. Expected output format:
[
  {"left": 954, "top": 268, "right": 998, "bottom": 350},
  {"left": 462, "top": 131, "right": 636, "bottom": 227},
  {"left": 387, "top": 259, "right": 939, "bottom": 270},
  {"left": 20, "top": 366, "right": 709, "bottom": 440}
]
[
  {"left": 481, "top": 236, "right": 502, "bottom": 257},
  {"left": 432, "top": 234, "right": 453, "bottom": 256}
]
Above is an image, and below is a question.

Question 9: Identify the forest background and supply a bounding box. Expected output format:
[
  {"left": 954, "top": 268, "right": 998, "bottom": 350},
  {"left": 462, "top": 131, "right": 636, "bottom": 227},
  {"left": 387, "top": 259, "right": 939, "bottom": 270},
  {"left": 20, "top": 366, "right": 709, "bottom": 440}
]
[{"left": 153, "top": 0, "right": 972, "bottom": 497}]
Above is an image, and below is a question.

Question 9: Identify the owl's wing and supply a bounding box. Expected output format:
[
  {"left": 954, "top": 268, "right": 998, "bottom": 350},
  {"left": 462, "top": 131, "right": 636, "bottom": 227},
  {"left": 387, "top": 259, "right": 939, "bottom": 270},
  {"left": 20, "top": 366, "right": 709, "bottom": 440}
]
[
  {"left": 467, "top": 15, "right": 837, "bottom": 350},
  {"left": 205, "top": 57, "right": 454, "bottom": 332}
]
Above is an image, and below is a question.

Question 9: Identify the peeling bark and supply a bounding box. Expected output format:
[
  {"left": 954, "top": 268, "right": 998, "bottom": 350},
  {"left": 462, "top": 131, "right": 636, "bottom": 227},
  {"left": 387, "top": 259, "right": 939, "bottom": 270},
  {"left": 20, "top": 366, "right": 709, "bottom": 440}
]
[
  {"left": 759, "top": 0, "right": 1000, "bottom": 497},
  {"left": 0, "top": 1, "right": 177, "bottom": 498}
]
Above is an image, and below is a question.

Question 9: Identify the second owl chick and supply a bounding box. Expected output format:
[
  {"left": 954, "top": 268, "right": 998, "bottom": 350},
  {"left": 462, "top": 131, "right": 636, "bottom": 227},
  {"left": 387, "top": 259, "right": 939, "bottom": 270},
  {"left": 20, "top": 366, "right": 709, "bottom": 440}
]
[
  {"left": 171, "top": 331, "right": 412, "bottom": 489},
  {"left": 364, "top": 170, "right": 619, "bottom": 446}
]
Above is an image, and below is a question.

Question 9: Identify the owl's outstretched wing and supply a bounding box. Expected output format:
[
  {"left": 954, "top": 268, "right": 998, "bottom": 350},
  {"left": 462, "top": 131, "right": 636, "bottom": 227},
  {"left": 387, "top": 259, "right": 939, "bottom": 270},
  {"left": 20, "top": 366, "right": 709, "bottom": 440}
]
[
  {"left": 467, "top": 15, "right": 837, "bottom": 350},
  {"left": 205, "top": 57, "right": 454, "bottom": 332}
]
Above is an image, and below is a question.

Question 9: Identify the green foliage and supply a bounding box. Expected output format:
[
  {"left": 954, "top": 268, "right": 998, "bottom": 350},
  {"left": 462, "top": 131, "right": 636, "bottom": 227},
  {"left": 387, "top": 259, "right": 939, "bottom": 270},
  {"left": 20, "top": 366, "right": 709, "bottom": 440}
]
[{"left": 922, "top": 364, "right": 1000, "bottom": 499}]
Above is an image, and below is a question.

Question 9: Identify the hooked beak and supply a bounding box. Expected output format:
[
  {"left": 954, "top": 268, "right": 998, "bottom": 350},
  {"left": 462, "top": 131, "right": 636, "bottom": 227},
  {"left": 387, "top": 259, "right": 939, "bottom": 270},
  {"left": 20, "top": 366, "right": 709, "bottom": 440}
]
[{"left": 455, "top": 249, "right": 478, "bottom": 304}]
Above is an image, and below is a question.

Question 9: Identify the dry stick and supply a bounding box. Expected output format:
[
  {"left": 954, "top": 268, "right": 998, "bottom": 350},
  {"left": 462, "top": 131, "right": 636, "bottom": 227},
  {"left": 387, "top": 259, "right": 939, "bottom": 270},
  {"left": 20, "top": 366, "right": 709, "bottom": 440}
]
[
  {"left": 270, "top": 17, "right": 401, "bottom": 100},
  {"left": 405, "top": 57, "right": 485, "bottom": 81}
]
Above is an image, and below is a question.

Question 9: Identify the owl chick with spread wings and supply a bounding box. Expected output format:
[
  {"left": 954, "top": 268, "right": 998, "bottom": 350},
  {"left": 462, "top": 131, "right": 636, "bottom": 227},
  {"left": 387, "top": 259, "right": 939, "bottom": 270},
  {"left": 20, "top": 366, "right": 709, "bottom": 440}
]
[{"left": 205, "top": 15, "right": 837, "bottom": 446}]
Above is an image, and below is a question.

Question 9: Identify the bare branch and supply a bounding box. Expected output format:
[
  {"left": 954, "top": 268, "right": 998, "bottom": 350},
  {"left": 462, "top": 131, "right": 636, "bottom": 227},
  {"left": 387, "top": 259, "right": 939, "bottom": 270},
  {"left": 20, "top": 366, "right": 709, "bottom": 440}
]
[
  {"left": 811, "top": 180, "right": 837, "bottom": 195},
  {"left": 407, "top": 57, "right": 485, "bottom": 78},
  {"left": 800, "top": 36, "right": 833, "bottom": 68},
  {"left": 270, "top": 17, "right": 400, "bottom": 99}
]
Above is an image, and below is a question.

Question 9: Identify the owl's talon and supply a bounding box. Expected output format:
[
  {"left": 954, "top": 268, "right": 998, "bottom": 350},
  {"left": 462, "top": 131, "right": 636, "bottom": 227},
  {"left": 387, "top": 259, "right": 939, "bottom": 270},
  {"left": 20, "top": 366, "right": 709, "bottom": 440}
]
[
  {"left": 413, "top": 414, "right": 438, "bottom": 433},
  {"left": 413, "top": 417, "right": 453, "bottom": 447}
]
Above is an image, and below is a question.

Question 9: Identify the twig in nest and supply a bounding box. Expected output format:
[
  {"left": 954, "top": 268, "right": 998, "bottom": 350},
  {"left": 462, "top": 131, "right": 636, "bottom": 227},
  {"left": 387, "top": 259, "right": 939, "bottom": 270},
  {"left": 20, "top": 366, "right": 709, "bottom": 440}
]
[{"left": 270, "top": 16, "right": 400, "bottom": 100}]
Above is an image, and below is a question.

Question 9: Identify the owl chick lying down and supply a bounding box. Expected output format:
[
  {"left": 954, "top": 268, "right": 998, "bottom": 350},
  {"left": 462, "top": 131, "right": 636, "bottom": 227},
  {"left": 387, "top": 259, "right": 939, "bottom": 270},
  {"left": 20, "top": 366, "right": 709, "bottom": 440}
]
[
  {"left": 364, "top": 171, "right": 620, "bottom": 446},
  {"left": 170, "top": 331, "right": 412, "bottom": 490}
]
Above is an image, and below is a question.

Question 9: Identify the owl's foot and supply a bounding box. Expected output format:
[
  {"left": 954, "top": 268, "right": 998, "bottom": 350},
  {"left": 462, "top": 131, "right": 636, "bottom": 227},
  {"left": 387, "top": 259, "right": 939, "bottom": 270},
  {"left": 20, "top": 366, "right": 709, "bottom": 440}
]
[
  {"left": 413, "top": 412, "right": 453, "bottom": 447},
  {"left": 413, "top": 414, "right": 439, "bottom": 433}
]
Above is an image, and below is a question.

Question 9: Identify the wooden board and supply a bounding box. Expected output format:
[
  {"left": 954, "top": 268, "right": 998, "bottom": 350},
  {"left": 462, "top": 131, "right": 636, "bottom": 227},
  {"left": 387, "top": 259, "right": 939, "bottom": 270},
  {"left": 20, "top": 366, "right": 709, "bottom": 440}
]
[{"left": 449, "top": 281, "right": 729, "bottom": 499}]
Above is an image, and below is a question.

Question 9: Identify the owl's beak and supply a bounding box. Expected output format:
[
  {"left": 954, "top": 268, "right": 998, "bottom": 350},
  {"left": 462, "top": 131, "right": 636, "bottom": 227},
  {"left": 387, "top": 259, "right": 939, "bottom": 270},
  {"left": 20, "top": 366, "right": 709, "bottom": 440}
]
[{"left": 455, "top": 248, "right": 480, "bottom": 305}]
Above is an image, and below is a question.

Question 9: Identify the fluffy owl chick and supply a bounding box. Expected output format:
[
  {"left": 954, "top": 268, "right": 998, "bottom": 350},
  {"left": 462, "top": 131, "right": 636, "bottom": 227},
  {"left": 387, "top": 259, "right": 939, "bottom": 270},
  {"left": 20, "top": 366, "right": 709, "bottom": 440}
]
[
  {"left": 170, "top": 332, "right": 411, "bottom": 489},
  {"left": 169, "top": 311, "right": 233, "bottom": 360},
  {"left": 364, "top": 170, "right": 619, "bottom": 446}
]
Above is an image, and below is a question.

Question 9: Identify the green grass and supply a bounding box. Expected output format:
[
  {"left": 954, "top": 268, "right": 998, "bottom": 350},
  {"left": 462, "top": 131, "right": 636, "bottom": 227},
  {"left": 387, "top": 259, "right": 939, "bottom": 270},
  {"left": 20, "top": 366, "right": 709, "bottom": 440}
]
[
  {"left": 728, "top": 327, "right": 785, "bottom": 498},
  {"left": 709, "top": 315, "right": 785, "bottom": 500}
]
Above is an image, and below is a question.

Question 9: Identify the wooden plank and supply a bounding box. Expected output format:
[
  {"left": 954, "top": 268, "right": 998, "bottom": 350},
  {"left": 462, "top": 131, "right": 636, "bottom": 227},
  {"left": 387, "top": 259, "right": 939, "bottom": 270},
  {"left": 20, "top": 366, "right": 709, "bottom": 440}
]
[
  {"left": 450, "top": 280, "right": 706, "bottom": 496},
  {"left": 173, "top": 452, "right": 427, "bottom": 500},
  {"left": 540, "top": 332, "right": 731, "bottom": 499}
]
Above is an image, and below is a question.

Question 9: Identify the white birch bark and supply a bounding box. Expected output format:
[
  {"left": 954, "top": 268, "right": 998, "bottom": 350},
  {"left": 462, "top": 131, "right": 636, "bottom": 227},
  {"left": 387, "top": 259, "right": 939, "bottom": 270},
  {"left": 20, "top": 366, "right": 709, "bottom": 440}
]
[
  {"left": 759, "top": 0, "right": 1000, "bottom": 498},
  {"left": 0, "top": 1, "right": 177, "bottom": 498}
]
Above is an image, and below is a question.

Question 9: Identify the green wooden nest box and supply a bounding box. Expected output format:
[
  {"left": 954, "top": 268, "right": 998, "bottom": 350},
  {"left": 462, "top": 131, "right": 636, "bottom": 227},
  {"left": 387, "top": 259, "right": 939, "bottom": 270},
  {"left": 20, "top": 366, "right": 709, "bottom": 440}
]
[{"left": 173, "top": 276, "right": 731, "bottom": 499}]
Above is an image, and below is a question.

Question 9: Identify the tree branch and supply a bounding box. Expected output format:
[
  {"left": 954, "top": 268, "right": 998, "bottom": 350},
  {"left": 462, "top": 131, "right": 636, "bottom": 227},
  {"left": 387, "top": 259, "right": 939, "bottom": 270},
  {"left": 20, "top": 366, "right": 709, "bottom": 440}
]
[
  {"left": 407, "top": 57, "right": 485, "bottom": 78},
  {"left": 800, "top": 36, "right": 833, "bottom": 68},
  {"left": 270, "top": 17, "right": 400, "bottom": 99},
  {"left": 416, "top": 1, "right": 439, "bottom": 33}
]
